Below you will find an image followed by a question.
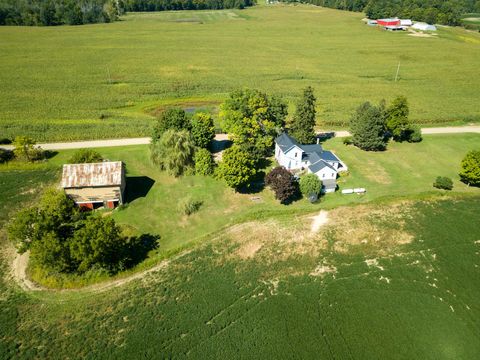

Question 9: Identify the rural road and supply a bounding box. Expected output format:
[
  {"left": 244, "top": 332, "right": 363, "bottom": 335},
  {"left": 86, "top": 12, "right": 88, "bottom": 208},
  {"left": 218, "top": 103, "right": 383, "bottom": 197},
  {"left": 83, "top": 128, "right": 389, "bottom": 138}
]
[{"left": 1, "top": 126, "right": 479, "bottom": 151}]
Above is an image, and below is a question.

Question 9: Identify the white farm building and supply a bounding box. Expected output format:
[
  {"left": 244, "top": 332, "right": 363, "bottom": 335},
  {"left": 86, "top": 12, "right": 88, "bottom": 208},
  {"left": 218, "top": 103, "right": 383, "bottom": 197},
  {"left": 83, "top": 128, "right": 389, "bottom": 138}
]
[
  {"left": 412, "top": 22, "right": 437, "bottom": 31},
  {"left": 274, "top": 133, "right": 347, "bottom": 193}
]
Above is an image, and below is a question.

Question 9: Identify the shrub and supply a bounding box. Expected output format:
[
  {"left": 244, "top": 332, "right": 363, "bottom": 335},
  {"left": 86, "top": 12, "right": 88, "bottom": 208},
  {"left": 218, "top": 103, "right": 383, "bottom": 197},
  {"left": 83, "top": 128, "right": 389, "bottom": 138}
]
[
  {"left": 433, "top": 176, "right": 453, "bottom": 190},
  {"left": 343, "top": 136, "right": 353, "bottom": 145},
  {"left": 459, "top": 150, "right": 480, "bottom": 186},
  {"left": 13, "top": 136, "right": 44, "bottom": 162},
  {"left": 350, "top": 101, "right": 387, "bottom": 151},
  {"left": 407, "top": 124, "right": 422, "bottom": 143},
  {"left": 265, "top": 167, "right": 298, "bottom": 204},
  {"left": 152, "top": 108, "right": 190, "bottom": 142},
  {"left": 299, "top": 173, "right": 322, "bottom": 203},
  {"left": 194, "top": 148, "right": 215, "bottom": 176},
  {"left": 178, "top": 197, "right": 203, "bottom": 216},
  {"left": 0, "top": 149, "right": 14, "bottom": 164},
  {"left": 68, "top": 149, "right": 103, "bottom": 164},
  {"left": 191, "top": 113, "right": 215, "bottom": 149}
]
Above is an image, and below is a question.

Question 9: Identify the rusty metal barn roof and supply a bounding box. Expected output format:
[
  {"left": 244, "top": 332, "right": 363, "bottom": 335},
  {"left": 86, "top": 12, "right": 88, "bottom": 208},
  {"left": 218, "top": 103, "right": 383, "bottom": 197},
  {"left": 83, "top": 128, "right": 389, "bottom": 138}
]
[{"left": 61, "top": 161, "right": 124, "bottom": 188}]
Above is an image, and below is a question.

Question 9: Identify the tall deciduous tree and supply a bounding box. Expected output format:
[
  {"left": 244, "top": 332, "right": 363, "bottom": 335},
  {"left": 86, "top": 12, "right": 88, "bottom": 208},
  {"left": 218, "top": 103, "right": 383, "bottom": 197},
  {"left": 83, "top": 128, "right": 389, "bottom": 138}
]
[
  {"left": 459, "top": 150, "right": 480, "bottom": 186},
  {"left": 152, "top": 108, "right": 190, "bottom": 142},
  {"left": 350, "top": 101, "right": 387, "bottom": 151},
  {"left": 150, "top": 129, "right": 195, "bottom": 177},
  {"left": 191, "top": 112, "right": 215, "bottom": 149},
  {"left": 290, "top": 86, "right": 317, "bottom": 145},
  {"left": 385, "top": 96, "right": 410, "bottom": 141},
  {"left": 220, "top": 89, "right": 287, "bottom": 157},
  {"left": 265, "top": 166, "right": 298, "bottom": 204},
  {"left": 216, "top": 145, "right": 257, "bottom": 190}
]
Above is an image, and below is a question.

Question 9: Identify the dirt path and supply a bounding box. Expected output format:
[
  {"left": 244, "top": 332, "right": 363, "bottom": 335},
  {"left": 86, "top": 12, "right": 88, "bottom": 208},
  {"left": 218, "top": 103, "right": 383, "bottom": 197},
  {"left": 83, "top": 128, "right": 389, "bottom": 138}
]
[
  {"left": 1, "top": 127, "right": 478, "bottom": 150},
  {"left": 310, "top": 210, "right": 329, "bottom": 233}
]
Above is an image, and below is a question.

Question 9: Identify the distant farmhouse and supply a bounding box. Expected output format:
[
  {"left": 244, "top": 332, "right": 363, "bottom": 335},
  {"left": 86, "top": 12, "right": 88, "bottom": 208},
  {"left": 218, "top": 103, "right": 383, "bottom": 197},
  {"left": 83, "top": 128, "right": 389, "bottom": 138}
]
[
  {"left": 275, "top": 133, "right": 347, "bottom": 193},
  {"left": 61, "top": 161, "right": 126, "bottom": 210}
]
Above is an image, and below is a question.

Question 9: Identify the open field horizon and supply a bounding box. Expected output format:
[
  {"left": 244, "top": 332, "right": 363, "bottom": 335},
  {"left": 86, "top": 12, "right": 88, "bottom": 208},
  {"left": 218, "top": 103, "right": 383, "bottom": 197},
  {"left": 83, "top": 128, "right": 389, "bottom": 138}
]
[{"left": 1, "top": 4, "right": 480, "bottom": 141}]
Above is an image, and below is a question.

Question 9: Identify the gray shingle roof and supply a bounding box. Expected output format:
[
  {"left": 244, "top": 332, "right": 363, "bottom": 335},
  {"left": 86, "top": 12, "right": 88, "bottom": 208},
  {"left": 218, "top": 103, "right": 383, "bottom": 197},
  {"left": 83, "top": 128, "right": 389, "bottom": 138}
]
[
  {"left": 275, "top": 133, "right": 300, "bottom": 153},
  {"left": 320, "top": 150, "right": 340, "bottom": 162},
  {"left": 308, "top": 160, "right": 335, "bottom": 174}
]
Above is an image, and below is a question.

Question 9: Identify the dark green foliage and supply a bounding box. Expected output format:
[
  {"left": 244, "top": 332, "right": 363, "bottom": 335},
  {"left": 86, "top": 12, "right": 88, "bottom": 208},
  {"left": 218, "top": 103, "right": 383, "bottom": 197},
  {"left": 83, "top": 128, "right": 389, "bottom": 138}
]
[
  {"left": 68, "top": 149, "right": 103, "bottom": 164},
  {"left": 385, "top": 96, "right": 422, "bottom": 143},
  {"left": 290, "top": 86, "right": 317, "bottom": 145},
  {"left": 433, "top": 176, "right": 453, "bottom": 190},
  {"left": 7, "top": 188, "right": 157, "bottom": 274},
  {"left": 350, "top": 101, "right": 387, "bottom": 151},
  {"left": 265, "top": 166, "right": 298, "bottom": 204},
  {"left": 152, "top": 108, "right": 190, "bottom": 142},
  {"left": 194, "top": 148, "right": 215, "bottom": 176},
  {"left": 190, "top": 112, "right": 215, "bottom": 149},
  {"left": 70, "top": 216, "right": 126, "bottom": 273},
  {"left": 216, "top": 145, "right": 257, "bottom": 190},
  {"left": 0, "top": 0, "right": 122, "bottom": 26},
  {"left": 459, "top": 150, "right": 480, "bottom": 186},
  {"left": 220, "top": 89, "right": 287, "bottom": 157},
  {"left": 150, "top": 129, "right": 195, "bottom": 177},
  {"left": 178, "top": 197, "right": 203, "bottom": 216},
  {"left": 299, "top": 173, "right": 322, "bottom": 202},
  {"left": 282, "top": 0, "right": 477, "bottom": 26},
  {"left": 0, "top": 138, "right": 11, "bottom": 144},
  {"left": 0, "top": 148, "right": 13, "bottom": 163},
  {"left": 122, "top": 0, "right": 254, "bottom": 12}
]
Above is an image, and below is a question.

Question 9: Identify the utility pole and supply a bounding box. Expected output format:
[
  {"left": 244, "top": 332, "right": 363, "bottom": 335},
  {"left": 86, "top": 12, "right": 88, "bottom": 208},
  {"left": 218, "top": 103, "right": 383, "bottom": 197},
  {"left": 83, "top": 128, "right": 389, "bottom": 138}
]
[{"left": 394, "top": 61, "right": 401, "bottom": 82}]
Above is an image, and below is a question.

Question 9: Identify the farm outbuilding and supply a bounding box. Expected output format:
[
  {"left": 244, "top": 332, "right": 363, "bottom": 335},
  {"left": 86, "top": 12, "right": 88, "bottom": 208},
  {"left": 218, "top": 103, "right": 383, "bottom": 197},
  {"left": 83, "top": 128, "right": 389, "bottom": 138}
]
[
  {"left": 61, "top": 161, "right": 126, "bottom": 210},
  {"left": 377, "top": 18, "right": 401, "bottom": 27},
  {"left": 412, "top": 22, "right": 437, "bottom": 31}
]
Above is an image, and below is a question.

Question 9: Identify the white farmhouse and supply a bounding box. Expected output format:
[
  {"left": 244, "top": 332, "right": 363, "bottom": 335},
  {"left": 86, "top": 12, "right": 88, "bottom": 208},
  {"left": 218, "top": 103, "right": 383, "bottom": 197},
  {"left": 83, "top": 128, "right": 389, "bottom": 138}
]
[{"left": 274, "top": 133, "right": 347, "bottom": 193}]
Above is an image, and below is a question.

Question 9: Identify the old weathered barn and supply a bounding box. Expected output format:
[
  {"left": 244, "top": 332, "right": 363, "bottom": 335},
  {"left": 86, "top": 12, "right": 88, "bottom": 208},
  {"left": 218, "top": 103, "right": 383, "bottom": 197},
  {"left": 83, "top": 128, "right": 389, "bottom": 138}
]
[{"left": 61, "top": 161, "right": 126, "bottom": 209}]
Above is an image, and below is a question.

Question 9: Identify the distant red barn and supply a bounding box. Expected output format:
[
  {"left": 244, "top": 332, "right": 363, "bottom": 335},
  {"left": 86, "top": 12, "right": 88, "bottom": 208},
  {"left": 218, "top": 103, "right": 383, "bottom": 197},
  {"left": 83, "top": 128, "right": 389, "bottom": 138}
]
[{"left": 377, "top": 18, "right": 401, "bottom": 27}]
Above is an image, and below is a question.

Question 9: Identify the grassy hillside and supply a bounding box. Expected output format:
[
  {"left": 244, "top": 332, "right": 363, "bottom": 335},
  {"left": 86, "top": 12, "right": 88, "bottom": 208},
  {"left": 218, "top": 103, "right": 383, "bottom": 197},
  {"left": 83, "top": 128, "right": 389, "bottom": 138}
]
[
  {"left": 0, "top": 5, "right": 480, "bottom": 141},
  {"left": 1, "top": 197, "right": 479, "bottom": 358}
]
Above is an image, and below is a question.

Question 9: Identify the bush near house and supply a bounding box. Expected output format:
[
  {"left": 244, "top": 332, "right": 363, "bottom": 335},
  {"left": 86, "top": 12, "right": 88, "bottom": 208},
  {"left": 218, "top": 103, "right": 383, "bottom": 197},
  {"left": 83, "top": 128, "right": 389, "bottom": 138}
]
[
  {"left": 191, "top": 113, "right": 216, "bottom": 149},
  {"left": 433, "top": 176, "right": 453, "bottom": 190},
  {"left": 216, "top": 145, "right": 257, "bottom": 190},
  {"left": 299, "top": 173, "right": 322, "bottom": 203},
  {"left": 265, "top": 166, "right": 298, "bottom": 204}
]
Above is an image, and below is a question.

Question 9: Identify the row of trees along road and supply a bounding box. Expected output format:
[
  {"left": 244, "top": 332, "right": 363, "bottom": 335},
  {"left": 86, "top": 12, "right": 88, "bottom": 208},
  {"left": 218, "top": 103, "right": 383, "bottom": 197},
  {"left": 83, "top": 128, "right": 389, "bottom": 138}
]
[{"left": 349, "top": 96, "right": 422, "bottom": 151}]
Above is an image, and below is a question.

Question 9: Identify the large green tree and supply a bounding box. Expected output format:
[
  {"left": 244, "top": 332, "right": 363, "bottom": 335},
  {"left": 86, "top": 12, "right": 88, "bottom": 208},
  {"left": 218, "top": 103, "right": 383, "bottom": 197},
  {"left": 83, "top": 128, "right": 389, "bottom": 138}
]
[
  {"left": 350, "top": 101, "right": 387, "bottom": 151},
  {"left": 150, "top": 129, "right": 195, "bottom": 177},
  {"left": 194, "top": 148, "right": 215, "bottom": 176},
  {"left": 290, "top": 86, "right": 317, "bottom": 145},
  {"left": 220, "top": 89, "right": 287, "bottom": 157},
  {"left": 459, "top": 150, "right": 480, "bottom": 186},
  {"left": 190, "top": 112, "right": 216, "bottom": 149},
  {"left": 216, "top": 145, "right": 257, "bottom": 190},
  {"left": 152, "top": 108, "right": 190, "bottom": 142}
]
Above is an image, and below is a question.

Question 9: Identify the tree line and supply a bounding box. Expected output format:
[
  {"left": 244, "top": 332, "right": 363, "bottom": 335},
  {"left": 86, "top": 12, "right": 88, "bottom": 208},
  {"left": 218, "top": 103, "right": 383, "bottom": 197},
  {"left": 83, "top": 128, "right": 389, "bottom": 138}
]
[
  {"left": 0, "top": 0, "right": 253, "bottom": 26},
  {"left": 282, "top": 0, "right": 480, "bottom": 26}
]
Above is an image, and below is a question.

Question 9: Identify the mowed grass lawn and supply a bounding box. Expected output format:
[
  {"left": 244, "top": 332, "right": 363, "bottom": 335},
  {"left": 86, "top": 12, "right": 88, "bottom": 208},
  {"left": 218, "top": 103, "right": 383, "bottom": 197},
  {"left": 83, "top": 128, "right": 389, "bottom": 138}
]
[{"left": 1, "top": 5, "right": 480, "bottom": 141}]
